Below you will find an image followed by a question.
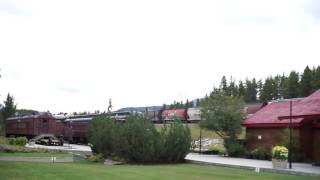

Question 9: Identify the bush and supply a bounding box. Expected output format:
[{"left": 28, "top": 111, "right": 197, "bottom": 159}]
[
  {"left": 224, "top": 139, "right": 245, "bottom": 157},
  {"left": 6, "top": 137, "right": 28, "bottom": 146},
  {"left": 89, "top": 115, "right": 117, "bottom": 156},
  {"left": 15, "top": 137, "right": 28, "bottom": 146},
  {"left": 116, "top": 115, "right": 162, "bottom": 163},
  {"left": 87, "top": 154, "right": 104, "bottom": 162},
  {"left": 159, "top": 119, "right": 191, "bottom": 163},
  {"left": 250, "top": 147, "right": 271, "bottom": 160},
  {"left": 89, "top": 114, "right": 191, "bottom": 164},
  {"left": 7, "top": 137, "right": 16, "bottom": 145},
  {"left": 207, "top": 144, "right": 226, "bottom": 155},
  {"left": 0, "top": 136, "right": 7, "bottom": 144}
]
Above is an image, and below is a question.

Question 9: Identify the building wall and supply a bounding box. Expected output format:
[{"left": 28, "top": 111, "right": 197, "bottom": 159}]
[
  {"left": 299, "top": 121, "right": 314, "bottom": 161},
  {"left": 314, "top": 128, "right": 320, "bottom": 162},
  {"left": 245, "top": 127, "right": 300, "bottom": 157},
  {"left": 246, "top": 124, "right": 318, "bottom": 162}
]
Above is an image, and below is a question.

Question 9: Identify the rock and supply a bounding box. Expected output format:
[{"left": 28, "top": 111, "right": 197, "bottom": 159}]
[{"left": 0, "top": 144, "right": 9, "bottom": 152}]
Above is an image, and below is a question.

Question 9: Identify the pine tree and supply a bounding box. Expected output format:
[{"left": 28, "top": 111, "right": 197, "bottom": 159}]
[
  {"left": 312, "top": 66, "right": 320, "bottom": 92},
  {"left": 245, "top": 79, "right": 257, "bottom": 102},
  {"left": 279, "top": 74, "right": 289, "bottom": 99},
  {"left": 287, "top": 71, "right": 300, "bottom": 98},
  {"left": 300, "top": 66, "right": 313, "bottom": 97},
  {"left": 272, "top": 75, "right": 281, "bottom": 100},
  {"left": 257, "top": 79, "right": 263, "bottom": 101},
  {"left": 2, "top": 93, "right": 17, "bottom": 134},
  {"left": 228, "top": 77, "right": 238, "bottom": 96},
  {"left": 260, "top": 77, "right": 274, "bottom": 102},
  {"left": 238, "top": 80, "right": 246, "bottom": 98},
  {"left": 220, "top": 76, "right": 228, "bottom": 94}
]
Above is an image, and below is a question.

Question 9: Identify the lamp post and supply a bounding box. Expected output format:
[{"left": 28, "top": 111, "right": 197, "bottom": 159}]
[
  {"left": 289, "top": 100, "right": 293, "bottom": 169},
  {"left": 199, "top": 124, "right": 202, "bottom": 154}
]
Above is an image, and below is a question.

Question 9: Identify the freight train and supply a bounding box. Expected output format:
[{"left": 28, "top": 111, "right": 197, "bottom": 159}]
[{"left": 5, "top": 104, "right": 261, "bottom": 143}]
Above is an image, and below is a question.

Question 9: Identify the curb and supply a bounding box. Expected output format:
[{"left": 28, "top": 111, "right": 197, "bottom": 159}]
[{"left": 186, "top": 160, "right": 320, "bottom": 177}]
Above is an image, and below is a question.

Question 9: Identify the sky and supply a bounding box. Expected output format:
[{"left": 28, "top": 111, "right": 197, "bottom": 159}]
[{"left": 0, "top": 0, "right": 320, "bottom": 113}]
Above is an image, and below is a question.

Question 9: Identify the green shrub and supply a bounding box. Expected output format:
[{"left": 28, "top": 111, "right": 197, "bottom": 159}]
[
  {"left": 89, "top": 114, "right": 191, "bottom": 164},
  {"left": 224, "top": 139, "right": 245, "bottom": 157},
  {"left": 87, "top": 154, "right": 104, "bottom": 162},
  {"left": 208, "top": 144, "right": 226, "bottom": 155},
  {"left": 0, "top": 136, "right": 7, "bottom": 144},
  {"left": 7, "top": 138, "right": 16, "bottom": 145},
  {"left": 159, "top": 119, "right": 191, "bottom": 163},
  {"left": 89, "top": 115, "right": 117, "bottom": 156},
  {"left": 251, "top": 147, "right": 271, "bottom": 160},
  {"left": 116, "top": 114, "right": 162, "bottom": 163},
  {"left": 15, "top": 137, "right": 28, "bottom": 146}
]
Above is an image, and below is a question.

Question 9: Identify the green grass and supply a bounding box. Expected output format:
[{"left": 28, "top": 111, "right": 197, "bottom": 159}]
[
  {"left": 155, "top": 123, "right": 219, "bottom": 140},
  {"left": 0, "top": 161, "right": 316, "bottom": 180},
  {"left": 0, "top": 152, "right": 72, "bottom": 157}
]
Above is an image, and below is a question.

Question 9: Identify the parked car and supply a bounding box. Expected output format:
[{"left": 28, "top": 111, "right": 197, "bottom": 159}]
[{"left": 35, "top": 135, "right": 63, "bottom": 146}]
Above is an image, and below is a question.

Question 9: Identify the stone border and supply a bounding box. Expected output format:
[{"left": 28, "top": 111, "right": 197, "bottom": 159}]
[{"left": 186, "top": 160, "right": 320, "bottom": 177}]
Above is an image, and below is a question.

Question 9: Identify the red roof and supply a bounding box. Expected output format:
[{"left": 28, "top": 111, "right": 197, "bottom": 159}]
[
  {"left": 279, "top": 90, "right": 320, "bottom": 119},
  {"left": 242, "top": 99, "right": 304, "bottom": 128}
]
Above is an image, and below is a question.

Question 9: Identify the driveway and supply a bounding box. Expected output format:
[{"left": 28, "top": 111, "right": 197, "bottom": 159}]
[{"left": 186, "top": 153, "right": 320, "bottom": 176}]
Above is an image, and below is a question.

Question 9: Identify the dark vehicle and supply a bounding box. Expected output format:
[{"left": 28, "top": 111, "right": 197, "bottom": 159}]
[{"left": 35, "top": 134, "right": 63, "bottom": 146}]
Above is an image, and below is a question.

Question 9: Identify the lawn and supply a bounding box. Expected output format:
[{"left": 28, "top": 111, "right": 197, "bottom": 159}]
[{"left": 0, "top": 161, "right": 316, "bottom": 180}]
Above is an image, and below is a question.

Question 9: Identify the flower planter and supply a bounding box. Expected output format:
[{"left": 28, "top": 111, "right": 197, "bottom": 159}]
[{"left": 272, "top": 159, "right": 287, "bottom": 169}]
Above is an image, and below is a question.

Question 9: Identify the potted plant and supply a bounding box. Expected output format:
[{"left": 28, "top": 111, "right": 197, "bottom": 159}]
[{"left": 272, "top": 146, "right": 288, "bottom": 169}]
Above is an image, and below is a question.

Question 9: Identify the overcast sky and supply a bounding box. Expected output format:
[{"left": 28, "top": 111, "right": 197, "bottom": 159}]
[{"left": 0, "top": 0, "right": 319, "bottom": 113}]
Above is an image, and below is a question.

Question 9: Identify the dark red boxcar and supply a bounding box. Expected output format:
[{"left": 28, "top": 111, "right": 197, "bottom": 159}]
[
  {"left": 6, "top": 112, "right": 57, "bottom": 138},
  {"left": 161, "top": 109, "right": 187, "bottom": 122}
]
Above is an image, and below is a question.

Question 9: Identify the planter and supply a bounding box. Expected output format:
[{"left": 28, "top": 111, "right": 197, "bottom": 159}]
[{"left": 272, "top": 159, "right": 287, "bottom": 169}]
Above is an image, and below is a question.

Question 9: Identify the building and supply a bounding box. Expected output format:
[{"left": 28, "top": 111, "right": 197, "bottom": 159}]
[{"left": 242, "top": 90, "right": 320, "bottom": 162}]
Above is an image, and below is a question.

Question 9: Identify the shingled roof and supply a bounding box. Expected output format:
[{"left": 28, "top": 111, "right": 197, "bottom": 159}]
[
  {"left": 243, "top": 89, "right": 320, "bottom": 128},
  {"left": 279, "top": 90, "right": 320, "bottom": 119},
  {"left": 242, "top": 99, "right": 304, "bottom": 127}
]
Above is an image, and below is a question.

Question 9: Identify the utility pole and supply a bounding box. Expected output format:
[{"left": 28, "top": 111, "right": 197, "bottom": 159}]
[{"left": 289, "top": 100, "right": 293, "bottom": 169}]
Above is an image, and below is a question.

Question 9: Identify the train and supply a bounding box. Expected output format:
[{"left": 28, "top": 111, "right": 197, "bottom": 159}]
[{"left": 5, "top": 104, "right": 261, "bottom": 143}]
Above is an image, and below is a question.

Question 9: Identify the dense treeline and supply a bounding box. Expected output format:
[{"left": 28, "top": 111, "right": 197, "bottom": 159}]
[{"left": 216, "top": 66, "right": 320, "bottom": 103}]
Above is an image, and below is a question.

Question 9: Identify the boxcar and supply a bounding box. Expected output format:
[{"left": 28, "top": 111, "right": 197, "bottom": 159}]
[
  {"left": 187, "top": 107, "right": 201, "bottom": 122},
  {"left": 6, "top": 112, "right": 57, "bottom": 139},
  {"left": 161, "top": 109, "right": 187, "bottom": 122}
]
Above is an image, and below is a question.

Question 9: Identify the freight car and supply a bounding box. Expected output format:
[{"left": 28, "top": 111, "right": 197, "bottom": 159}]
[
  {"left": 5, "top": 112, "right": 58, "bottom": 139},
  {"left": 161, "top": 109, "right": 188, "bottom": 122}
]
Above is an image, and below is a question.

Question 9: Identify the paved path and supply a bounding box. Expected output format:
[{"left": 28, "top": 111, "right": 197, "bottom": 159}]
[
  {"left": 186, "top": 153, "right": 320, "bottom": 176},
  {"left": 0, "top": 156, "right": 76, "bottom": 163},
  {"left": 25, "top": 143, "right": 92, "bottom": 157}
]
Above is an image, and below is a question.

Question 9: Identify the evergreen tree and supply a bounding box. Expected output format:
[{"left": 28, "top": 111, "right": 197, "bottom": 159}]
[
  {"left": 257, "top": 79, "right": 263, "bottom": 101},
  {"left": 272, "top": 75, "right": 281, "bottom": 100},
  {"left": 238, "top": 80, "right": 245, "bottom": 98},
  {"left": 2, "top": 93, "right": 17, "bottom": 120},
  {"left": 300, "top": 66, "right": 313, "bottom": 97},
  {"left": 220, "top": 76, "right": 228, "bottom": 94},
  {"left": 228, "top": 77, "right": 238, "bottom": 96},
  {"left": 260, "top": 77, "right": 274, "bottom": 102},
  {"left": 245, "top": 79, "right": 257, "bottom": 102},
  {"left": 279, "top": 74, "right": 289, "bottom": 99},
  {"left": 287, "top": 71, "right": 300, "bottom": 98},
  {"left": 312, "top": 66, "right": 320, "bottom": 92}
]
